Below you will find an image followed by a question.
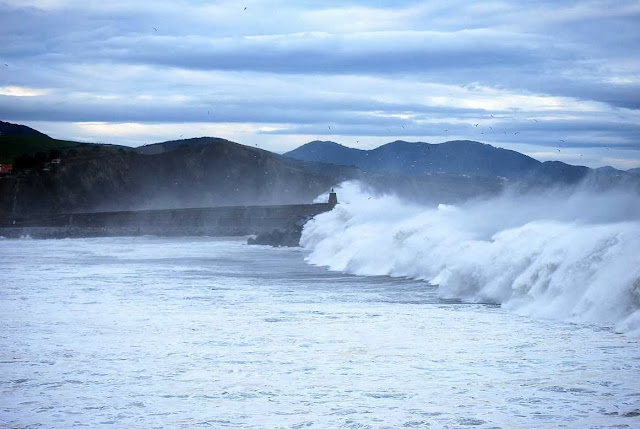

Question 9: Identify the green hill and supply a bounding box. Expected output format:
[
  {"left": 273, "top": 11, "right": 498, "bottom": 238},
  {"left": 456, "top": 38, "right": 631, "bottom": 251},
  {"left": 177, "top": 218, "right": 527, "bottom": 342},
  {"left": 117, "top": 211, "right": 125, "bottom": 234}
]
[
  {"left": 0, "top": 135, "right": 353, "bottom": 220},
  {"left": 0, "top": 135, "right": 83, "bottom": 164},
  {"left": 0, "top": 121, "right": 83, "bottom": 164}
]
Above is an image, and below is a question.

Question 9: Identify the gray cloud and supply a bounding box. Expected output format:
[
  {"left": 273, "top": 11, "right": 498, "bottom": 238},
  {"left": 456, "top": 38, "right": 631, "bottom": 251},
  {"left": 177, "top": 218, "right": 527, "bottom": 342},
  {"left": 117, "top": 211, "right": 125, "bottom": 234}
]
[
  {"left": 0, "top": 95, "right": 491, "bottom": 132},
  {"left": 260, "top": 118, "right": 640, "bottom": 148},
  {"left": 1, "top": 0, "right": 639, "bottom": 167}
]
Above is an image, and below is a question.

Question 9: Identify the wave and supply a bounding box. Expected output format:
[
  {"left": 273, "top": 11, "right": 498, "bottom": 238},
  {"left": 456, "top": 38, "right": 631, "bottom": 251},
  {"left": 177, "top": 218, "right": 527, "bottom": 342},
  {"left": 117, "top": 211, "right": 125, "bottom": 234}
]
[{"left": 302, "top": 181, "right": 640, "bottom": 336}]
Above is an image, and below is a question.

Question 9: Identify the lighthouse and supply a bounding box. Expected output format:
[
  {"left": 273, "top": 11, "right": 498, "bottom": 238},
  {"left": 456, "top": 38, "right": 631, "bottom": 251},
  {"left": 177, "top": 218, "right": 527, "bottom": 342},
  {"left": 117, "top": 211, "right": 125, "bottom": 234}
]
[{"left": 328, "top": 188, "right": 338, "bottom": 207}]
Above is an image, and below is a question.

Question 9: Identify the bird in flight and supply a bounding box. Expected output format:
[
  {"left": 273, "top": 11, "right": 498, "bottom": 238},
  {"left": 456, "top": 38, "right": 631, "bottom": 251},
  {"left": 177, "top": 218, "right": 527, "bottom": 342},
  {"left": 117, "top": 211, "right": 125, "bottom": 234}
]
[
  {"left": 474, "top": 123, "right": 479, "bottom": 127},
  {"left": 328, "top": 125, "right": 331, "bottom": 130},
  {"left": 244, "top": 7, "right": 247, "bottom": 10},
  {"left": 514, "top": 132, "right": 520, "bottom": 135},
  {"left": 152, "top": 27, "right": 158, "bottom": 31},
  {"left": 401, "top": 125, "right": 405, "bottom": 129},
  {"left": 559, "top": 139, "right": 565, "bottom": 143},
  {"left": 557, "top": 149, "right": 561, "bottom": 152},
  {"left": 534, "top": 119, "right": 538, "bottom": 123}
]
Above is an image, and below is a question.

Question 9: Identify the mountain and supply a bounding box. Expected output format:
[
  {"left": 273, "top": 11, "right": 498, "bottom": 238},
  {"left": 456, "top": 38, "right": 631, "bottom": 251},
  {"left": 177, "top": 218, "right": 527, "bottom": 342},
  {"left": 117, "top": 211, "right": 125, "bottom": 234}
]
[
  {"left": 0, "top": 135, "right": 357, "bottom": 220},
  {"left": 0, "top": 121, "right": 51, "bottom": 139},
  {"left": 287, "top": 140, "right": 639, "bottom": 186},
  {"left": 528, "top": 161, "right": 590, "bottom": 183},
  {"left": 286, "top": 140, "right": 541, "bottom": 179},
  {"left": 2, "top": 122, "right": 638, "bottom": 221},
  {"left": 135, "top": 137, "right": 237, "bottom": 155},
  {"left": 0, "top": 121, "right": 81, "bottom": 164},
  {"left": 285, "top": 140, "right": 367, "bottom": 166}
]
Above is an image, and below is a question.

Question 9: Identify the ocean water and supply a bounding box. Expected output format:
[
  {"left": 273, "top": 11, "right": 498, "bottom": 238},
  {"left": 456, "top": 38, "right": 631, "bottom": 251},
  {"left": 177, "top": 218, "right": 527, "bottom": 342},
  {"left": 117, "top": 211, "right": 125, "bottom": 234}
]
[
  {"left": 1, "top": 235, "right": 639, "bottom": 428},
  {"left": 305, "top": 182, "right": 640, "bottom": 336}
]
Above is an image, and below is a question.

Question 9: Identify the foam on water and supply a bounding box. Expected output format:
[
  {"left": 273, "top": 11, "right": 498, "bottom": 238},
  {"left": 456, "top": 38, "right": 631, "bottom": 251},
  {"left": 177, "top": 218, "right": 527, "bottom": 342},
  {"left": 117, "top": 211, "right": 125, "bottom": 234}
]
[
  {"left": 302, "top": 181, "right": 640, "bottom": 336},
  {"left": 1, "top": 236, "right": 639, "bottom": 427}
]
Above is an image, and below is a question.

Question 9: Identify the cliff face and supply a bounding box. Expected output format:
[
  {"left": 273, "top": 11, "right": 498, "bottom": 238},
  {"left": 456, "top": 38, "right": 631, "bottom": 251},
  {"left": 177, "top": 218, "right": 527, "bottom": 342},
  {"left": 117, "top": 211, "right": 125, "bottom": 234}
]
[{"left": 0, "top": 138, "right": 355, "bottom": 220}]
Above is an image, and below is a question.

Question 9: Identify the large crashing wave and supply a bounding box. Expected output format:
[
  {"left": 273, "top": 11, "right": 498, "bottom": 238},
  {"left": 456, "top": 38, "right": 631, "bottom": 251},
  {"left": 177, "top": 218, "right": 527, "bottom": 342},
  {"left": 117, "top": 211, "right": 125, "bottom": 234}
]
[{"left": 301, "top": 181, "right": 640, "bottom": 336}]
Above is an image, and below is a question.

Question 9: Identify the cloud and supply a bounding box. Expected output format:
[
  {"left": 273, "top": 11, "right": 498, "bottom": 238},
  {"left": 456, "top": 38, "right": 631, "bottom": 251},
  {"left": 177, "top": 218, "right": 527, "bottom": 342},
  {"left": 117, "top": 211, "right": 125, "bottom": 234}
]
[
  {"left": 0, "top": 0, "right": 639, "bottom": 168},
  {"left": 0, "top": 86, "right": 50, "bottom": 96}
]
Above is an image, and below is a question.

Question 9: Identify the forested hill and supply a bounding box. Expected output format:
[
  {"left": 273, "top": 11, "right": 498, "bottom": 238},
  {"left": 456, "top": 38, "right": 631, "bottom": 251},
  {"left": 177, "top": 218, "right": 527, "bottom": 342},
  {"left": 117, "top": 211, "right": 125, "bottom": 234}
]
[{"left": 0, "top": 131, "right": 358, "bottom": 219}]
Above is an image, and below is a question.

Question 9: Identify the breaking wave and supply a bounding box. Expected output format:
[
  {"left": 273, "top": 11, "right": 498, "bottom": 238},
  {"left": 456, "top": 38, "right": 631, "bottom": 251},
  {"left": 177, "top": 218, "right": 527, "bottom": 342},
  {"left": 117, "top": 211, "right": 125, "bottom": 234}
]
[{"left": 301, "top": 181, "right": 640, "bottom": 336}]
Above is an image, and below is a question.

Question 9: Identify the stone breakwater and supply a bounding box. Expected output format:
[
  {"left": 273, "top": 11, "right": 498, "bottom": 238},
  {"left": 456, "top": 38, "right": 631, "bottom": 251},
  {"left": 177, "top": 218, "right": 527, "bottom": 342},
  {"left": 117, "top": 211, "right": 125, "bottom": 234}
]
[{"left": 0, "top": 203, "right": 334, "bottom": 239}]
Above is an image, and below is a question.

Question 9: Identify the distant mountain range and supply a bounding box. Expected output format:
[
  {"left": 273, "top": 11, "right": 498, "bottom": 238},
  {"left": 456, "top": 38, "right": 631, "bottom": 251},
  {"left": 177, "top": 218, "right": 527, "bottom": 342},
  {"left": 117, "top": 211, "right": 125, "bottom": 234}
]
[
  {"left": 284, "top": 139, "right": 640, "bottom": 192},
  {"left": 285, "top": 140, "right": 587, "bottom": 181},
  {"left": 1, "top": 121, "right": 638, "bottom": 220}
]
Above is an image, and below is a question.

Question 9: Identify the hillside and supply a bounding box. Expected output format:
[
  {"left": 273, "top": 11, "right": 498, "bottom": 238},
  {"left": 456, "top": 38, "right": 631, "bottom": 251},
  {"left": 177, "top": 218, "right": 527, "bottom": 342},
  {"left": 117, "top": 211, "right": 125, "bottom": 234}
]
[
  {"left": 289, "top": 140, "right": 640, "bottom": 187},
  {"left": 286, "top": 140, "right": 545, "bottom": 179},
  {"left": 284, "top": 140, "right": 367, "bottom": 166},
  {"left": 0, "top": 121, "right": 82, "bottom": 164},
  {"left": 3, "top": 122, "right": 638, "bottom": 221},
  {"left": 135, "top": 137, "right": 236, "bottom": 155},
  {"left": 0, "top": 121, "right": 51, "bottom": 139},
  {"left": 0, "top": 136, "right": 358, "bottom": 220}
]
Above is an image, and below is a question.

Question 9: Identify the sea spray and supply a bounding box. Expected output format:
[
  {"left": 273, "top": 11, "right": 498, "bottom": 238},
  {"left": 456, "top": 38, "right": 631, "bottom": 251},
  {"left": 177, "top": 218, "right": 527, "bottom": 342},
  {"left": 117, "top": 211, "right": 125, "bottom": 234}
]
[{"left": 302, "top": 181, "right": 640, "bottom": 335}]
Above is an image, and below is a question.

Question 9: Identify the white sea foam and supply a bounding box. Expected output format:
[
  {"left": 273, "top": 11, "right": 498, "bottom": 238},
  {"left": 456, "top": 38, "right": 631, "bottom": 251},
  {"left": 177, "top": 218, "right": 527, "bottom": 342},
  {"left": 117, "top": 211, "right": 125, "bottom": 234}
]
[
  {"left": 2, "top": 236, "right": 640, "bottom": 426},
  {"left": 303, "top": 181, "right": 640, "bottom": 335}
]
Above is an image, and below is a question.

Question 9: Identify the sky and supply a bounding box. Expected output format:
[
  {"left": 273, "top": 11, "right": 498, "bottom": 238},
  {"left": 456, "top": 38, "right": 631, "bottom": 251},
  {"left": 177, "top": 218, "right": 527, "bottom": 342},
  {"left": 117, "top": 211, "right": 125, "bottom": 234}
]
[{"left": 0, "top": 0, "right": 639, "bottom": 169}]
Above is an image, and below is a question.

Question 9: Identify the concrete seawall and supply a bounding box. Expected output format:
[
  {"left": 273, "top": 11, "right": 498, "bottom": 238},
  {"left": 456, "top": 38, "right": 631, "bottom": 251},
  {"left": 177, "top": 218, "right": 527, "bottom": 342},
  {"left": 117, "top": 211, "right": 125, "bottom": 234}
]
[{"left": 0, "top": 203, "right": 335, "bottom": 239}]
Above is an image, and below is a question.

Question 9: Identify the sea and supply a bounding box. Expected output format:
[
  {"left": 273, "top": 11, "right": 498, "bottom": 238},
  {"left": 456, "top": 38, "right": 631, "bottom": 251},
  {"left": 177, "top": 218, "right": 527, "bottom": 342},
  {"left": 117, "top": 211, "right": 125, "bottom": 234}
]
[{"left": 1, "top": 182, "right": 640, "bottom": 428}]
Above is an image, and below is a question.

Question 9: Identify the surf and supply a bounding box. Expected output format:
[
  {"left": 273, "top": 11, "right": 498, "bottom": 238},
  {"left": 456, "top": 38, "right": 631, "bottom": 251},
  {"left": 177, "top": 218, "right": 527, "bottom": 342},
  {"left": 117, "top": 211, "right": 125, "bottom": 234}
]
[{"left": 301, "top": 181, "right": 640, "bottom": 336}]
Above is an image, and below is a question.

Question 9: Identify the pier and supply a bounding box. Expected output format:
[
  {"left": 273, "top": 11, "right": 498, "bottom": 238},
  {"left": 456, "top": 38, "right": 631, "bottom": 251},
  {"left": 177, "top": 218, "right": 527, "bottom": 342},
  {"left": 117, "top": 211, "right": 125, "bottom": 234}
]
[{"left": 0, "top": 197, "right": 336, "bottom": 239}]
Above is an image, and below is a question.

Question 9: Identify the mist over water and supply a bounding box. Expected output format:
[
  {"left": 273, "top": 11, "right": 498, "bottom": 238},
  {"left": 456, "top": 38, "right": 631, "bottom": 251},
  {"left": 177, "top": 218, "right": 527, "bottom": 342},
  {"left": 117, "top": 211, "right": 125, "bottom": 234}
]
[{"left": 303, "top": 181, "right": 640, "bottom": 335}]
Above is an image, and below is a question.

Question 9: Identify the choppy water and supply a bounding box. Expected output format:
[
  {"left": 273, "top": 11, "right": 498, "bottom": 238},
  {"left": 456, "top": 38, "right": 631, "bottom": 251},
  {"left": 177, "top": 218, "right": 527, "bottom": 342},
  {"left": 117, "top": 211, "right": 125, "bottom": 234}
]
[{"left": 1, "top": 236, "right": 639, "bottom": 428}]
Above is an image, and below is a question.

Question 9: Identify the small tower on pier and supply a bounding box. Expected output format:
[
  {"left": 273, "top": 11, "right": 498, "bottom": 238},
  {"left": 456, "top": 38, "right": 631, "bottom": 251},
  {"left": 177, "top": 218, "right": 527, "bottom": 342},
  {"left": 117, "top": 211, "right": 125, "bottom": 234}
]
[{"left": 328, "top": 188, "right": 338, "bottom": 207}]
